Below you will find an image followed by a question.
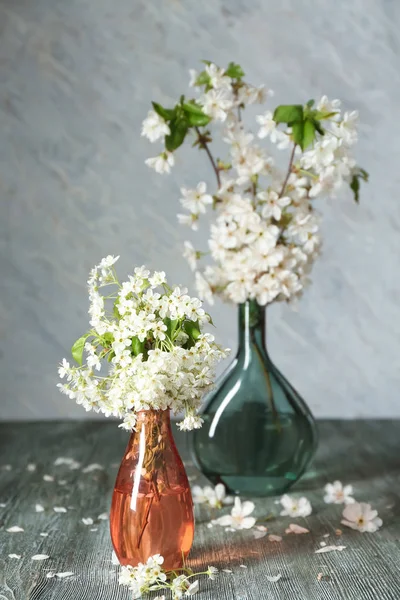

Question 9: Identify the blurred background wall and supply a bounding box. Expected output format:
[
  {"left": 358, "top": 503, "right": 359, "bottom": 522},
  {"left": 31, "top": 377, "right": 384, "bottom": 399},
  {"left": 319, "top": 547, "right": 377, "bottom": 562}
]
[{"left": 0, "top": 0, "right": 399, "bottom": 420}]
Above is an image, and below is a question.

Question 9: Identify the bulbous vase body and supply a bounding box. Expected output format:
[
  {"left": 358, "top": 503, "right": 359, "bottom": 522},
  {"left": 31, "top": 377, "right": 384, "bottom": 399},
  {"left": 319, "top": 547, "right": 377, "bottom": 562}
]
[
  {"left": 110, "top": 410, "right": 194, "bottom": 570},
  {"left": 191, "top": 301, "right": 318, "bottom": 497}
]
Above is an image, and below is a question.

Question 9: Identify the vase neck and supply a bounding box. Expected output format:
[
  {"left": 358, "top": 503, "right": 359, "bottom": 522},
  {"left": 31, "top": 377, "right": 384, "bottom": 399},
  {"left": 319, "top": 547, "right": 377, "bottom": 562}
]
[
  {"left": 132, "top": 409, "right": 172, "bottom": 444},
  {"left": 237, "top": 300, "right": 267, "bottom": 354}
]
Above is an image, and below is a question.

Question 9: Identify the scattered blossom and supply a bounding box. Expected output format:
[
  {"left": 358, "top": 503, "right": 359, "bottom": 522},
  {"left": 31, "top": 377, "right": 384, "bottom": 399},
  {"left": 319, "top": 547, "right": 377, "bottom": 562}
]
[
  {"left": 58, "top": 258, "right": 228, "bottom": 431},
  {"left": 341, "top": 502, "right": 382, "bottom": 533},
  {"left": 215, "top": 497, "right": 256, "bottom": 530},
  {"left": 192, "top": 484, "right": 233, "bottom": 508},
  {"left": 280, "top": 494, "right": 312, "bottom": 518},
  {"left": 285, "top": 523, "right": 310, "bottom": 534},
  {"left": 31, "top": 554, "right": 49, "bottom": 561},
  {"left": 118, "top": 554, "right": 216, "bottom": 599},
  {"left": 315, "top": 545, "right": 346, "bottom": 554},
  {"left": 6, "top": 526, "right": 24, "bottom": 533},
  {"left": 324, "top": 481, "right": 355, "bottom": 505}
]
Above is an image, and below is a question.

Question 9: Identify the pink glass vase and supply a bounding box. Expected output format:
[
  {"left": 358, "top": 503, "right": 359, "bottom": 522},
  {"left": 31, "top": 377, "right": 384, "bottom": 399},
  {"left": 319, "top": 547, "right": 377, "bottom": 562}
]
[{"left": 110, "top": 410, "right": 194, "bottom": 570}]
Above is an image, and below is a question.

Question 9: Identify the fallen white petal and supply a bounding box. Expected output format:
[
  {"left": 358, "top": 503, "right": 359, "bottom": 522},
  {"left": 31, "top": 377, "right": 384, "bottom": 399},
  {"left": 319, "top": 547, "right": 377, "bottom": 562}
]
[
  {"left": 32, "top": 554, "right": 50, "bottom": 561},
  {"left": 315, "top": 545, "right": 346, "bottom": 554},
  {"left": 2, "top": 465, "right": 12, "bottom": 471},
  {"left": 266, "top": 574, "right": 282, "bottom": 582},
  {"left": 56, "top": 572, "right": 74, "bottom": 578},
  {"left": 43, "top": 475, "right": 54, "bottom": 482},
  {"left": 82, "top": 518, "right": 94, "bottom": 525},
  {"left": 8, "top": 554, "right": 21, "bottom": 559},
  {"left": 320, "top": 541, "right": 327, "bottom": 547},
  {"left": 82, "top": 463, "right": 103, "bottom": 473},
  {"left": 58, "top": 480, "right": 67, "bottom": 486},
  {"left": 188, "top": 475, "right": 197, "bottom": 482},
  {"left": 239, "top": 564, "right": 247, "bottom": 569},
  {"left": 27, "top": 464, "right": 36, "bottom": 472},
  {"left": 98, "top": 513, "right": 108, "bottom": 520},
  {"left": 0, "top": 502, "right": 6, "bottom": 508},
  {"left": 90, "top": 528, "right": 98, "bottom": 532},
  {"left": 286, "top": 523, "right": 309, "bottom": 534},
  {"left": 35, "top": 504, "right": 45, "bottom": 513},
  {"left": 207, "top": 523, "right": 213, "bottom": 529},
  {"left": 53, "top": 507, "right": 67, "bottom": 513},
  {"left": 46, "top": 572, "right": 55, "bottom": 579},
  {"left": 268, "top": 534, "right": 282, "bottom": 542},
  {"left": 7, "top": 526, "right": 24, "bottom": 533},
  {"left": 256, "top": 525, "right": 268, "bottom": 531},
  {"left": 40, "top": 532, "right": 49, "bottom": 537},
  {"left": 253, "top": 530, "right": 267, "bottom": 539},
  {"left": 54, "top": 457, "right": 75, "bottom": 466},
  {"left": 322, "top": 533, "right": 330, "bottom": 538},
  {"left": 111, "top": 551, "right": 120, "bottom": 565},
  {"left": 222, "top": 569, "right": 233, "bottom": 573}
]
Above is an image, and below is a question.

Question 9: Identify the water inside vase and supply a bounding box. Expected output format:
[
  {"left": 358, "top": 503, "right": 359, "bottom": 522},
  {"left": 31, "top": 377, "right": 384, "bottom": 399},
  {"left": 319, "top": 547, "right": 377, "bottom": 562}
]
[{"left": 111, "top": 480, "right": 194, "bottom": 570}]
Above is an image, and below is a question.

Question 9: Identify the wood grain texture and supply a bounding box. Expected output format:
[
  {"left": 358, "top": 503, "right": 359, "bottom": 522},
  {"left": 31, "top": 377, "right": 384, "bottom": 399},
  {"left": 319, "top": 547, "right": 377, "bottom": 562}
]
[
  {"left": 0, "top": 420, "right": 399, "bottom": 599},
  {"left": 1, "top": 0, "right": 400, "bottom": 421}
]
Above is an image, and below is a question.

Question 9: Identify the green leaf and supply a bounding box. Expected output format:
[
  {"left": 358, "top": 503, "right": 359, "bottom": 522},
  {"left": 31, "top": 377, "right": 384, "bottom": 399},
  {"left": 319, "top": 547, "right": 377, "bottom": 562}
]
[
  {"left": 205, "top": 313, "right": 215, "bottom": 327},
  {"left": 183, "top": 101, "right": 205, "bottom": 115},
  {"left": 312, "top": 119, "right": 325, "bottom": 136},
  {"left": 187, "top": 113, "right": 210, "bottom": 127},
  {"left": 225, "top": 62, "right": 245, "bottom": 79},
  {"left": 106, "top": 350, "right": 115, "bottom": 363},
  {"left": 151, "top": 102, "right": 175, "bottom": 121},
  {"left": 273, "top": 105, "right": 304, "bottom": 124},
  {"left": 164, "top": 318, "right": 179, "bottom": 340},
  {"left": 71, "top": 334, "right": 91, "bottom": 366},
  {"left": 306, "top": 99, "right": 315, "bottom": 108},
  {"left": 183, "top": 101, "right": 211, "bottom": 125},
  {"left": 350, "top": 174, "right": 360, "bottom": 203},
  {"left": 103, "top": 332, "right": 114, "bottom": 345},
  {"left": 183, "top": 320, "right": 201, "bottom": 342},
  {"left": 359, "top": 167, "right": 369, "bottom": 182},
  {"left": 165, "top": 117, "right": 189, "bottom": 151},
  {"left": 195, "top": 71, "right": 211, "bottom": 86},
  {"left": 291, "top": 120, "right": 304, "bottom": 147},
  {"left": 302, "top": 119, "right": 316, "bottom": 149},
  {"left": 131, "top": 336, "right": 145, "bottom": 356}
]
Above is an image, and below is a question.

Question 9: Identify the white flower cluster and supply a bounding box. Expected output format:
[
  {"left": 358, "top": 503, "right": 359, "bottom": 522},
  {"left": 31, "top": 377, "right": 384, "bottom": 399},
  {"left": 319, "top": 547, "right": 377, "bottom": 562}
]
[
  {"left": 57, "top": 256, "right": 228, "bottom": 431},
  {"left": 143, "top": 62, "right": 363, "bottom": 306},
  {"left": 118, "top": 554, "right": 218, "bottom": 599}
]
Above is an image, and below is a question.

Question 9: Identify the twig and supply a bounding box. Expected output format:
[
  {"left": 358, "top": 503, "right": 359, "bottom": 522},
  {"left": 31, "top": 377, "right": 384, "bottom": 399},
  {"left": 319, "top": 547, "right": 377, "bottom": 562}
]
[
  {"left": 194, "top": 126, "right": 221, "bottom": 188},
  {"left": 279, "top": 144, "right": 296, "bottom": 197}
]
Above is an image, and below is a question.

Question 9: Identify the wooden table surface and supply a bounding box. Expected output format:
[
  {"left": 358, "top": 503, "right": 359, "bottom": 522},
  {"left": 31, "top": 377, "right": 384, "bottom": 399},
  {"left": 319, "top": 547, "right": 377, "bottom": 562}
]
[{"left": 0, "top": 420, "right": 399, "bottom": 600}]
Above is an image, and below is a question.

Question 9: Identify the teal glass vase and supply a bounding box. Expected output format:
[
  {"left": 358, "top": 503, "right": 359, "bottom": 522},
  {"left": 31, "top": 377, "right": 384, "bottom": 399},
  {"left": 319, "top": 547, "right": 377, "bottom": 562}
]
[{"left": 191, "top": 300, "right": 318, "bottom": 497}]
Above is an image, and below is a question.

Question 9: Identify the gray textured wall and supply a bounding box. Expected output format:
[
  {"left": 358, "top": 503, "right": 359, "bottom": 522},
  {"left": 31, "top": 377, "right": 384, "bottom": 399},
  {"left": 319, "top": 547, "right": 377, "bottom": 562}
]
[{"left": 1, "top": 0, "right": 399, "bottom": 421}]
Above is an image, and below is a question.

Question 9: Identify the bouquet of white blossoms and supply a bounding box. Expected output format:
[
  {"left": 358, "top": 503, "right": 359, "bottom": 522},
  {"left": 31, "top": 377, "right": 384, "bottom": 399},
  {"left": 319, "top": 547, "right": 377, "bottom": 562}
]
[
  {"left": 57, "top": 256, "right": 228, "bottom": 431},
  {"left": 143, "top": 61, "right": 368, "bottom": 305}
]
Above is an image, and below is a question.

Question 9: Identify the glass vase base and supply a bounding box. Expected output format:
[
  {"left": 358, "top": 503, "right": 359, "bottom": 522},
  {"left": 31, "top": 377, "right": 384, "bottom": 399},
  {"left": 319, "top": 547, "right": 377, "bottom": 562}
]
[{"left": 202, "top": 474, "right": 301, "bottom": 498}]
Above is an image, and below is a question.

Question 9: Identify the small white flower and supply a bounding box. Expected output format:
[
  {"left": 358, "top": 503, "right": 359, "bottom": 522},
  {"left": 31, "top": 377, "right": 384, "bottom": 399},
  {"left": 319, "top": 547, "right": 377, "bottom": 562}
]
[
  {"left": 58, "top": 358, "right": 70, "bottom": 379},
  {"left": 180, "top": 182, "right": 213, "bottom": 214},
  {"left": 200, "top": 89, "right": 233, "bottom": 122},
  {"left": 183, "top": 241, "right": 198, "bottom": 271},
  {"left": 341, "top": 502, "right": 382, "bottom": 533},
  {"left": 178, "top": 213, "right": 199, "bottom": 230},
  {"left": 207, "top": 566, "right": 218, "bottom": 580},
  {"left": 324, "top": 481, "right": 355, "bottom": 505},
  {"left": 82, "top": 517, "right": 94, "bottom": 526},
  {"left": 280, "top": 494, "right": 312, "bottom": 518},
  {"left": 195, "top": 272, "right": 214, "bottom": 304},
  {"left": 216, "top": 497, "right": 256, "bottom": 530},
  {"left": 145, "top": 151, "right": 175, "bottom": 174},
  {"left": 141, "top": 110, "right": 171, "bottom": 143},
  {"left": 192, "top": 484, "right": 233, "bottom": 508}
]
